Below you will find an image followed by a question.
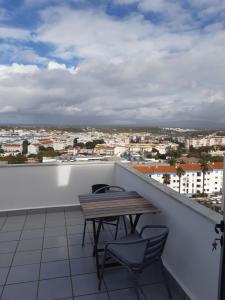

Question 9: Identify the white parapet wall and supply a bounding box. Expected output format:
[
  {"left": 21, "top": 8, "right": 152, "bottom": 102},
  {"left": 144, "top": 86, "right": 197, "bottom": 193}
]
[
  {"left": 115, "top": 162, "right": 222, "bottom": 300},
  {"left": 0, "top": 162, "right": 115, "bottom": 212}
]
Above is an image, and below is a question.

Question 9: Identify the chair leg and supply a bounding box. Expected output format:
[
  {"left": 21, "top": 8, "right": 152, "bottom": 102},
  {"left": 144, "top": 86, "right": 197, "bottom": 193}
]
[
  {"left": 122, "top": 216, "right": 128, "bottom": 236},
  {"left": 114, "top": 218, "right": 120, "bottom": 240},
  {"left": 82, "top": 220, "right": 87, "bottom": 247},
  {"left": 98, "top": 249, "right": 108, "bottom": 290},
  {"left": 160, "top": 260, "right": 172, "bottom": 299}
]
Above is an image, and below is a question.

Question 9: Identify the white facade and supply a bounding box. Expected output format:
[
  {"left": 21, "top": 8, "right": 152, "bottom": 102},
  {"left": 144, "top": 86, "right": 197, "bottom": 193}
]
[
  {"left": 2, "top": 143, "right": 23, "bottom": 153},
  {"left": 185, "top": 136, "right": 225, "bottom": 149},
  {"left": 28, "top": 144, "right": 40, "bottom": 155},
  {"left": 148, "top": 168, "right": 223, "bottom": 195},
  {"left": 52, "top": 142, "right": 65, "bottom": 151}
]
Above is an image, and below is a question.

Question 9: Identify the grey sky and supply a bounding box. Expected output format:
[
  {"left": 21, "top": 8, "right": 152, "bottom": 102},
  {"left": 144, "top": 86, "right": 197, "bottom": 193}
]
[{"left": 0, "top": 0, "right": 225, "bottom": 128}]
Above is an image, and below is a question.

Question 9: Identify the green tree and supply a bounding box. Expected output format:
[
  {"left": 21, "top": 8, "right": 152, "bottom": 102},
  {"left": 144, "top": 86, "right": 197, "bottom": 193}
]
[
  {"left": 73, "top": 138, "right": 78, "bottom": 147},
  {"left": 22, "top": 140, "right": 29, "bottom": 155},
  {"left": 200, "top": 159, "right": 210, "bottom": 195},
  {"left": 176, "top": 165, "right": 186, "bottom": 193},
  {"left": 85, "top": 141, "right": 95, "bottom": 149},
  {"left": 162, "top": 173, "right": 171, "bottom": 185},
  {"left": 210, "top": 156, "right": 223, "bottom": 162},
  {"left": 168, "top": 157, "right": 176, "bottom": 166},
  {"left": 37, "top": 147, "right": 59, "bottom": 161},
  {"left": 0, "top": 154, "right": 27, "bottom": 164},
  {"left": 85, "top": 139, "right": 105, "bottom": 149}
]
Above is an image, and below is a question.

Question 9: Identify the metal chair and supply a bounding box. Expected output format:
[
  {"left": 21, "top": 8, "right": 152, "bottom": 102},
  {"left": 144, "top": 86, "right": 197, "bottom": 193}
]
[
  {"left": 82, "top": 185, "right": 128, "bottom": 247},
  {"left": 98, "top": 225, "right": 171, "bottom": 300}
]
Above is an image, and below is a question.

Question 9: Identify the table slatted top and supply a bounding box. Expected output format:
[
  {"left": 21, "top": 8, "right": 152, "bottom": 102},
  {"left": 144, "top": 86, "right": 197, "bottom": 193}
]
[{"left": 79, "top": 191, "right": 160, "bottom": 219}]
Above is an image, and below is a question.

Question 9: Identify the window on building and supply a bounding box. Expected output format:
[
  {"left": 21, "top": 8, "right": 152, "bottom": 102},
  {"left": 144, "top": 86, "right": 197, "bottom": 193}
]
[{"left": 197, "top": 172, "right": 201, "bottom": 176}]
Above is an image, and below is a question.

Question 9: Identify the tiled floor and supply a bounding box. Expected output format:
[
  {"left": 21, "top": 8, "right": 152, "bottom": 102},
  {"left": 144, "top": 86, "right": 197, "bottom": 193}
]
[{"left": 0, "top": 209, "right": 189, "bottom": 300}]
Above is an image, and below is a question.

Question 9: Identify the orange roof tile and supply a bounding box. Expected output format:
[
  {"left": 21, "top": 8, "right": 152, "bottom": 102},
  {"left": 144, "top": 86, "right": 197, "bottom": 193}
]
[
  {"left": 133, "top": 162, "right": 224, "bottom": 174},
  {"left": 4, "top": 144, "right": 21, "bottom": 147}
]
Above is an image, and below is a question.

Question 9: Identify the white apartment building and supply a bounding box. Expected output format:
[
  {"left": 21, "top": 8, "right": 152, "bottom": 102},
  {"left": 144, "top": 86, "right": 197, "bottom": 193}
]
[
  {"left": 28, "top": 143, "right": 41, "bottom": 155},
  {"left": 52, "top": 142, "right": 65, "bottom": 151},
  {"left": 1, "top": 143, "right": 23, "bottom": 154},
  {"left": 185, "top": 136, "right": 225, "bottom": 149},
  {"left": 133, "top": 162, "right": 223, "bottom": 195},
  {"left": 126, "top": 143, "right": 178, "bottom": 154}
]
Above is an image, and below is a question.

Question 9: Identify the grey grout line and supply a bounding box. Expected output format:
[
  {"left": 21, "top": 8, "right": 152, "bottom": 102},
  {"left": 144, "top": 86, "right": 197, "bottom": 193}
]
[
  {"left": 64, "top": 209, "right": 75, "bottom": 299},
  {"left": 35, "top": 211, "right": 47, "bottom": 300},
  {"left": 0, "top": 211, "right": 186, "bottom": 300},
  {"left": 0, "top": 213, "right": 28, "bottom": 298}
]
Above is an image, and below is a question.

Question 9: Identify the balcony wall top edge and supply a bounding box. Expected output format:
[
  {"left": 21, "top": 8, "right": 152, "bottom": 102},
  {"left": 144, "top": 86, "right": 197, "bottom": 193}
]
[
  {"left": 115, "top": 162, "right": 222, "bottom": 225},
  {"left": 0, "top": 161, "right": 116, "bottom": 168}
]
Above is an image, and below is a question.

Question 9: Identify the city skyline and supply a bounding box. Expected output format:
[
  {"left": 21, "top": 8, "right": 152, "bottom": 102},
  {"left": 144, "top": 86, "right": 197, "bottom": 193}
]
[{"left": 0, "top": 0, "right": 225, "bottom": 128}]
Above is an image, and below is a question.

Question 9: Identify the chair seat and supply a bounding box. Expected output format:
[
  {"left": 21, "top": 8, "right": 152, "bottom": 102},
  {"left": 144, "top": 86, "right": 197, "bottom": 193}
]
[{"left": 108, "top": 235, "right": 146, "bottom": 267}]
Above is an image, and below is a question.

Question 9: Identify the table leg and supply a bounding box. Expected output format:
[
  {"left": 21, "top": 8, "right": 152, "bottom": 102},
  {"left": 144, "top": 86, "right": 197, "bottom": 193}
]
[
  {"left": 130, "top": 214, "right": 142, "bottom": 234},
  {"left": 129, "top": 215, "right": 134, "bottom": 231},
  {"left": 92, "top": 219, "right": 103, "bottom": 279}
]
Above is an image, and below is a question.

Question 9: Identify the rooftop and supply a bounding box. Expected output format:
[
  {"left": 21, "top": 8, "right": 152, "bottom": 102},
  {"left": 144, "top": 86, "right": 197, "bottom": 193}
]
[
  {"left": 0, "top": 208, "right": 187, "bottom": 300},
  {"left": 133, "top": 162, "right": 224, "bottom": 174},
  {"left": 0, "top": 161, "right": 222, "bottom": 300}
]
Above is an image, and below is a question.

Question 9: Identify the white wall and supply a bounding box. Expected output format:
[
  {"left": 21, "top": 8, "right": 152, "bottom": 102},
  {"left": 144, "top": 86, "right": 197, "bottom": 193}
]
[
  {"left": 115, "top": 163, "right": 222, "bottom": 300},
  {"left": 0, "top": 162, "right": 115, "bottom": 211}
]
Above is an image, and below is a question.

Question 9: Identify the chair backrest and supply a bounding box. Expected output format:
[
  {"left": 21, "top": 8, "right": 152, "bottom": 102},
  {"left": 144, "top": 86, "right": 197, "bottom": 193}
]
[
  {"left": 142, "top": 226, "right": 169, "bottom": 268},
  {"left": 93, "top": 185, "right": 125, "bottom": 194},
  {"left": 92, "top": 184, "right": 109, "bottom": 194}
]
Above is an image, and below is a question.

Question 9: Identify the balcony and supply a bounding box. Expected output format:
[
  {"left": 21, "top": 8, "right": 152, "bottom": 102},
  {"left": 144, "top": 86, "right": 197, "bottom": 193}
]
[{"left": 0, "top": 162, "right": 222, "bottom": 300}]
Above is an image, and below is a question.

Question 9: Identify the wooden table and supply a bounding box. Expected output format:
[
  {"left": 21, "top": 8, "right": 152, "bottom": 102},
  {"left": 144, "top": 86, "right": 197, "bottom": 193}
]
[{"left": 79, "top": 191, "right": 160, "bottom": 277}]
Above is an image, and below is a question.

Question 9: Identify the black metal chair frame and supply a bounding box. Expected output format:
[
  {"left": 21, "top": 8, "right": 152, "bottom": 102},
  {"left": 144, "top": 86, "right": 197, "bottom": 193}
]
[
  {"left": 82, "top": 185, "right": 128, "bottom": 247},
  {"left": 98, "top": 225, "right": 172, "bottom": 300}
]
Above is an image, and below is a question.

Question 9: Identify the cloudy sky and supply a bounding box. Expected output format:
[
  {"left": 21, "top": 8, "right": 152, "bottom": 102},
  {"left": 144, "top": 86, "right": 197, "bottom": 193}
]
[{"left": 0, "top": 0, "right": 225, "bottom": 128}]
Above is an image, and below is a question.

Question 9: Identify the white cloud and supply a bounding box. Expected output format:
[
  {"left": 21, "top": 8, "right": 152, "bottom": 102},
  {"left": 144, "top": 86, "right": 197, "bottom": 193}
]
[
  {"left": 0, "top": 3, "right": 225, "bottom": 127},
  {"left": 0, "top": 43, "right": 48, "bottom": 65},
  {"left": 0, "top": 105, "right": 17, "bottom": 113},
  {"left": 0, "top": 63, "right": 38, "bottom": 79},
  {"left": 37, "top": 7, "right": 160, "bottom": 61},
  {"left": 0, "top": 26, "right": 30, "bottom": 40},
  {"left": 48, "top": 61, "right": 67, "bottom": 70}
]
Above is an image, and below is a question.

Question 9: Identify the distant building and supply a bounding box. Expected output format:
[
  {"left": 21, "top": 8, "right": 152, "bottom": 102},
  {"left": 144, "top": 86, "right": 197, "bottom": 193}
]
[
  {"left": 52, "top": 142, "right": 65, "bottom": 151},
  {"left": 185, "top": 136, "right": 225, "bottom": 149},
  {"left": 126, "top": 143, "right": 178, "bottom": 155},
  {"left": 94, "top": 145, "right": 115, "bottom": 156},
  {"left": 133, "top": 162, "right": 223, "bottom": 195},
  {"left": 2, "top": 143, "right": 23, "bottom": 154},
  {"left": 28, "top": 143, "right": 41, "bottom": 155}
]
